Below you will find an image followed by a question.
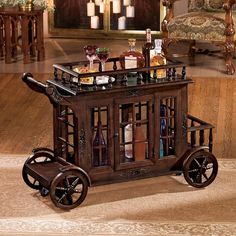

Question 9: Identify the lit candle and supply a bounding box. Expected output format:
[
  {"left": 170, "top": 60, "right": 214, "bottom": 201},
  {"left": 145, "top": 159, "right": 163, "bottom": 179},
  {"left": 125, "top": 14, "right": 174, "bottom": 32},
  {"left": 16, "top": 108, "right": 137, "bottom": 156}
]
[
  {"left": 126, "top": 5, "right": 134, "bottom": 18},
  {"left": 123, "top": 0, "right": 130, "bottom": 6},
  {"left": 113, "top": 0, "right": 121, "bottom": 14},
  {"left": 95, "top": 0, "right": 102, "bottom": 5},
  {"left": 99, "top": 1, "right": 104, "bottom": 13},
  {"left": 91, "top": 16, "right": 99, "bottom": 29},
  {"left": 87, "top": 0, "right": 95, "bottom": 17},
  {"left": 118, "top": 16, "right": 126, "bottom": 30}
]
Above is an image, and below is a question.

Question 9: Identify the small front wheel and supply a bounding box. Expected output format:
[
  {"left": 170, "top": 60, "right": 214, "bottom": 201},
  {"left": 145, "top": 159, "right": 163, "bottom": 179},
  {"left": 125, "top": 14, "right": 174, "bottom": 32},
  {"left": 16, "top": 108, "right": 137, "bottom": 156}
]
[
  {"left": 50, "top": 169, "right": 88, "bottom": 210},
  {"left": 22, "top": 152, "right": 54, "bottom": 190},
  {"left": 183, "top": 150, "right": 218, "bottom": 188}
]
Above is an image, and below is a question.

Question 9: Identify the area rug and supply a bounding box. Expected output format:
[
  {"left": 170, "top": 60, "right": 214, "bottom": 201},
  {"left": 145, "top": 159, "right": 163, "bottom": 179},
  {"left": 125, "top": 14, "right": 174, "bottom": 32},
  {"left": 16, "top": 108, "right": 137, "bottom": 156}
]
[{"left": 0, "top": 155, "right": 236, "bottom": 236}]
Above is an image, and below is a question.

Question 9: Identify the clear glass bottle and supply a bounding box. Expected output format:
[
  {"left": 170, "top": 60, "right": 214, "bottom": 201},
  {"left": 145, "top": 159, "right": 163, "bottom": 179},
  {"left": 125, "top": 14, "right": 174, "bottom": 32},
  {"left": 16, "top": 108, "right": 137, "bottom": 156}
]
[
  {"left": 142, "top": 28, "right": 154, "bottom": 67},
  {"left": 124, "top": 113, "right": 133, "bottom": 161},
  {"left": 150, "top": 39, "right": 167, "bottom": 78},
  {"left": 120, "top": 38, "right": 145, "bottom": 70},
  {"left": 93, "top": 121, "right": 107, "bottom": 166}
]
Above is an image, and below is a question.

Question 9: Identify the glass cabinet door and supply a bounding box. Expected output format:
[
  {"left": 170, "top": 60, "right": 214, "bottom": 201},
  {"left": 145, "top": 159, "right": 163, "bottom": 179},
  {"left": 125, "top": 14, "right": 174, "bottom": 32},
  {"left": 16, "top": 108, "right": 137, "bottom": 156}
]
[
  {"left": 159, "top": 97, "right": 176, "bottom": 158},
  {"left": 114, "top": 97, "right": 154, "bottom": 169}
]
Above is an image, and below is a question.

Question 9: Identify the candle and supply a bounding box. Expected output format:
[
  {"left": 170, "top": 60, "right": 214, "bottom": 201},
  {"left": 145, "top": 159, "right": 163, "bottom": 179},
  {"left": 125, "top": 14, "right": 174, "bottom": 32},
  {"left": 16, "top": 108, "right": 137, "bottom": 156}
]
[
  {"left": 95, "top": 0, "right": 102, "bottom": 5},
  {"left": 118, "top": 16, "right": 126, "bottom": 30},
  {"left": 113, "top": 0, "right": 121, "bottom": 14},
  {"left": 99, "top": 1, "right": 104, "bottom": 13},
  {"left": 123, "top": 0, "right": 130, "bottom": 6},
  {"left": 91, "top": 16, "right": 99, "bottom": 29},
  {"left": 126, "top": 5, "right": 134, "bottom": 18},
  {"left": 87, "top": 1, "right": 95, "bottom": 17}
]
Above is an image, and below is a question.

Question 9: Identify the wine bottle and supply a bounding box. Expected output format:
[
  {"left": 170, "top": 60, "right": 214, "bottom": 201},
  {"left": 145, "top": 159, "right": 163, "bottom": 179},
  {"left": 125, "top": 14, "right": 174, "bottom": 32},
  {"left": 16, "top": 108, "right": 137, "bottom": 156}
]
[
  {"left": 142, "top": 28, "right": 154, "bottom": 67},
  {"left": 93, "top": 121, "right": 107, "bottom": 166},
  {"left": 120, "top": 38, "right": 145, "bottom": 70},
  {"left": 160, "top": 104, "right": 167, "bottom": 157}
]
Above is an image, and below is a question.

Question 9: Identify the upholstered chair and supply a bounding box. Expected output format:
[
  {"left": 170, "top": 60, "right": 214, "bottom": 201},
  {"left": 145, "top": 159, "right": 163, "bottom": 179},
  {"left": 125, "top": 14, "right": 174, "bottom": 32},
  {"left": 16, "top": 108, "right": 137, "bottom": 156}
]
[{"left": 161, "top": 0, "right": 236, "bottom": 75}]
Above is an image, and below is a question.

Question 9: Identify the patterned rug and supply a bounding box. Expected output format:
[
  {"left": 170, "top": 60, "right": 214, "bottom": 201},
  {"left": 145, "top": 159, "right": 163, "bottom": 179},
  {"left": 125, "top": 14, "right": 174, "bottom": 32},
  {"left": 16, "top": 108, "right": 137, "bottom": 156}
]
[{"left": 0, "top": 155, "right": 236, "bottom": 236}]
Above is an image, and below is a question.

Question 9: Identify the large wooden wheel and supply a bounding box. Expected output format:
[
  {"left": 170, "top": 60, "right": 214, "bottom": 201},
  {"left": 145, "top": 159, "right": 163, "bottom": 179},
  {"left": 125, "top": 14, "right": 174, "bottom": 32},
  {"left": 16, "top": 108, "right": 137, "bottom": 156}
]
[
  {"left": 183, "top": 150, "right": 218, "bottom": 188},
  {"left": 22, "top": 151, "right": 54, "bottom": 190},
  {"left": 50, "top": 168, "right": 88, "bottom": 210}
]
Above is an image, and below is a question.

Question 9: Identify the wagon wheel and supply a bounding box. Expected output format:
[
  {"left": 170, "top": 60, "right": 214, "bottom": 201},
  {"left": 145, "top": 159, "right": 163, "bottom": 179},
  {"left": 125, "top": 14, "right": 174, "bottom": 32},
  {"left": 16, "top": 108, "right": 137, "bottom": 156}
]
[
  {"left": 183, "top": 150, "right": 218, "bottom": 188},
  {"left": 50, "top": 169, "right": 88, "bottom": 210},
  {"left": 22, "top": 152, "right": 54, "bottom": 190}
]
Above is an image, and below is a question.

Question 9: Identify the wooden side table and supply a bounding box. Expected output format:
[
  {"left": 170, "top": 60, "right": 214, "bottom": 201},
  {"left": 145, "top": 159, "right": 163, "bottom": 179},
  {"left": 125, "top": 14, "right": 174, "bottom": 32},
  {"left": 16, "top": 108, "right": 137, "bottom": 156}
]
[{"left": 0, "top": 7, "right": 45, "bottom": 64}]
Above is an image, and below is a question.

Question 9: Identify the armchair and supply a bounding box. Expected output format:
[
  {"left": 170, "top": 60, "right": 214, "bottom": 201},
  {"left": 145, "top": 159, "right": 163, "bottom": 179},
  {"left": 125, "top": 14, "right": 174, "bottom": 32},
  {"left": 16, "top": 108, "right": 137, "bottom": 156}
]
[{"left": 161, "top": 0, "right": 236, "bottom": 74}]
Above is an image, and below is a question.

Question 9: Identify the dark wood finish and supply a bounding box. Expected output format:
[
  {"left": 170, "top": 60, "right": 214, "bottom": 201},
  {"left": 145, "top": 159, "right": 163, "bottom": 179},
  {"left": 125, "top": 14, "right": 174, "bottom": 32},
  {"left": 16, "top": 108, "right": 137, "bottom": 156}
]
[
  {"left": 0, "top": 7, "right": 45, "bottom": 64},
  {"left": 22, "top": 58, "right": 216, "bottom": 187}
]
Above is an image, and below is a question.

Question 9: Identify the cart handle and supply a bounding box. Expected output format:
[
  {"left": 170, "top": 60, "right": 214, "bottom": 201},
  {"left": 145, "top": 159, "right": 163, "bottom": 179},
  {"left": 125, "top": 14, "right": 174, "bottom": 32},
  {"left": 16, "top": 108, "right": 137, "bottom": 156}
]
[{"left": 22, "top": 73, "right": 47, "bottom": 94}]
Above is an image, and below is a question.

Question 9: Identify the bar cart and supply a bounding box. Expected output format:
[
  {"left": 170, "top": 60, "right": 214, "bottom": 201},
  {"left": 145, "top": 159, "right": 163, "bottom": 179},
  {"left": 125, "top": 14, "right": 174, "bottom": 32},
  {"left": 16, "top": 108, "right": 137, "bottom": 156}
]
[{"left": 22, "top": 57, "right": 218, "bottom": 210}]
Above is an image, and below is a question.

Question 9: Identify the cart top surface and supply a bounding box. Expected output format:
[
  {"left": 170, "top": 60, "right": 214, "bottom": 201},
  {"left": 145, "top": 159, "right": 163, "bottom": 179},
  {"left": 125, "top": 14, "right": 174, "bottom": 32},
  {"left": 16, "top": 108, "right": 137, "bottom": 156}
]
[{"left": 48, "top": 57, "right": 193, "bottom": 97}]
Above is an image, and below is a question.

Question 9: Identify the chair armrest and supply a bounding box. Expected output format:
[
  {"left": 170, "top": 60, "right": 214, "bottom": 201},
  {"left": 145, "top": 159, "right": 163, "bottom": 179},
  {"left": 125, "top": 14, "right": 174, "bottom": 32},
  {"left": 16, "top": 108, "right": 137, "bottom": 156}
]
[{"left": 161, "top": 0, "right": 183, "bottom": 34}]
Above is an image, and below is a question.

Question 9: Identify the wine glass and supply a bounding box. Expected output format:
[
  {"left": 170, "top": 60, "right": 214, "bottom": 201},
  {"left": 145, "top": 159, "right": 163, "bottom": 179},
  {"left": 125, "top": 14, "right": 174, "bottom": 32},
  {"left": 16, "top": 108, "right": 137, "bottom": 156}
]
[
  {"left": 84, "top": 45, "right": 97, "bottom": 70},
  {"left": 95, "top": 47, "right": 109, "bottom": 72}
]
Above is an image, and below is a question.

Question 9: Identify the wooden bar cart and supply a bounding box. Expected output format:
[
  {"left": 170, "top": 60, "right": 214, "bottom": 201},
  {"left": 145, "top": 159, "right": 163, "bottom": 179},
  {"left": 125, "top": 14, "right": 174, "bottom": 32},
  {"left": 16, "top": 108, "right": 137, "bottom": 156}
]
[{"left": 22, "top": 58, "right": 218, "bottom": 210}]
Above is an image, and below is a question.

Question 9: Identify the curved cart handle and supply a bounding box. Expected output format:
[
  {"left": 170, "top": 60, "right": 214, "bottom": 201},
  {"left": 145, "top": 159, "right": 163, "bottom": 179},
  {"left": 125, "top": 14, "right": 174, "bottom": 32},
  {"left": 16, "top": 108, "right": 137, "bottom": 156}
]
[{"left": 22, "top": 73, "right": 47, "bottom": 94}]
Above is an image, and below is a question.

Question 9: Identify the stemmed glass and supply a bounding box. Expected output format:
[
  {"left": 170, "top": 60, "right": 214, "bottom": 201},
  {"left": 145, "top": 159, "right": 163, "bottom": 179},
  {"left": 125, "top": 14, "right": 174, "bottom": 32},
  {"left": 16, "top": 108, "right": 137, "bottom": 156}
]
[
  {"left": 83, "top": 45, "right": 97, "bottom": 70},
  {"left": 95, "top": 47, "right": 109, "bottom": 72}
]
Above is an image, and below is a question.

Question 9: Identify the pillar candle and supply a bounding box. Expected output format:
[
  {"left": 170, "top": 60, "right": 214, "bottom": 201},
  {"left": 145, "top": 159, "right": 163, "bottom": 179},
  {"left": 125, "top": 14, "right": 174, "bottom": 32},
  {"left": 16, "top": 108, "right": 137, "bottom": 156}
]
[
  {"left": 126, "top": 5, "right": 134, "bottom": 18},
  {"left": 95, "top": 0, "right": 102, "bottom": 5},
  {"left": 118, "top": 16, "right": 126, "bottom": 30},
  {"left": 113, "top": 0, "right": 121, "bottom": 14},
  {"left": 91, "top": 16, "right": 99, "bottom": 29},
  {"left": 99, "top": 1, "right": 104, "bottom": 13},
  {"left": 123, "top": 0, "right": 130, "bottom": 6},
  {"left": 87, "top": 1, "right": 95, "bottom": 17}
]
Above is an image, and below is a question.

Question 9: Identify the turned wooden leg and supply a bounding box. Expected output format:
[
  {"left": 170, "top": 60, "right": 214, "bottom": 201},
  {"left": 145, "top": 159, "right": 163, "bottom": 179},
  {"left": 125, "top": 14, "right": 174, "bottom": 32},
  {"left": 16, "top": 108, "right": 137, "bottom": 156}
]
[{"left": 224, "top": 41, "right": 235, "bottom": 75}]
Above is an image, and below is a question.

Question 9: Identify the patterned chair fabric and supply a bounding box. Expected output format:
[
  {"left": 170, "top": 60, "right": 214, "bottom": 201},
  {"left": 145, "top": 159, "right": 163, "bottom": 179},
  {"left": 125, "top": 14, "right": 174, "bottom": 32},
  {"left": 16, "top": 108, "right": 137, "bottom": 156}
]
[
  {"left": 168, "top": 12, "right": 226, "bottom": 41},
  {"left": 167, "top": 0, "right": 236, "bottom": 41}
]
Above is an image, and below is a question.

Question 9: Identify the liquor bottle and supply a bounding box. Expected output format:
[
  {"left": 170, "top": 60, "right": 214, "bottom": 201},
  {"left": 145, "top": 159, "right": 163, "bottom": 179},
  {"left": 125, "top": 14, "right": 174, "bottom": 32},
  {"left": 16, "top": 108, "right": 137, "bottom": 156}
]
[
  {"left": 150, "top": 39, "right": 167, "bottom": 78},
  {"left": 120, "top": 38, "right": 145, "bottom": 70},
  {"left": 134, "top": 114, "right": 146, "bottom": 161},
  {"left": 93, "top": 121, "right": 107, "bottom": 166},
  {"left": 160, "top": 104, "right": 167, "bottom": 157},
  {"left": 124, "top": 113, "right": 133, "bottom": 161},
  {"left": 142, "top": 28, "right": 154, "bottom": 67}
]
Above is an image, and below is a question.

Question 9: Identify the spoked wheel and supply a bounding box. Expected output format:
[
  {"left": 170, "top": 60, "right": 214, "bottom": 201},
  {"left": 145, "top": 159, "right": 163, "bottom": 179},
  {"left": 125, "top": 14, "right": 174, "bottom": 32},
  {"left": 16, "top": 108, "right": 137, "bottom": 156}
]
[
  {"left": 183, "top": 150, "right": 218, "bottom": 188},
  {"left": 22, "top": 151, "right": 54, "bottom": 190},
  {"left": 50, "top": 169, "right": 88, "bottom": 210}
]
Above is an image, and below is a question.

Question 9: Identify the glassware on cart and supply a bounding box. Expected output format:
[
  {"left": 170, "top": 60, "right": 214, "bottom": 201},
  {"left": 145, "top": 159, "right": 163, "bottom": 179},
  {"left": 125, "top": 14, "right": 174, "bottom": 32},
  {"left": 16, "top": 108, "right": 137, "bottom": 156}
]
[
  {"left": 83, "top": 45, "right": 98, "bottom": 69},
  {"left": 96, "top": 47, "right": 109, "bottom": 72}
]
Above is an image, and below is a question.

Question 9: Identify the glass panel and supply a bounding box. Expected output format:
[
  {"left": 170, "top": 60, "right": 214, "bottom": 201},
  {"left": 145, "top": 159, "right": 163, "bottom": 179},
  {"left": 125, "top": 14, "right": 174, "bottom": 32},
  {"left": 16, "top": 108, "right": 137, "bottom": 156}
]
[
  {"left": 160, "top": 97, "right": 176, "bottom": 158},
  {"left": 119, "top": 102, "right": 149, "bottom": 163},
  {"left": 92, "top": 106, "right": 108, "bottom": 167}
]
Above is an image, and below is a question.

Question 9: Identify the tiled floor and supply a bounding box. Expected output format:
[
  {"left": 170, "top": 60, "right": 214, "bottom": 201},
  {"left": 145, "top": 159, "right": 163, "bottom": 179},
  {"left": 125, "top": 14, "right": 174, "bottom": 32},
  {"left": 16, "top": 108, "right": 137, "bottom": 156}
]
[{"left": 0, "top": 38, "right": 234, "bottom": 77}]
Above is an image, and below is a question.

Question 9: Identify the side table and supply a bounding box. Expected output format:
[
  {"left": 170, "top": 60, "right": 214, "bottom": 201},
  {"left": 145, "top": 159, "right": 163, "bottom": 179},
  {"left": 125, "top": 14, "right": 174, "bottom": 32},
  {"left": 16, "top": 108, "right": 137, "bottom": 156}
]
[{"left": 0, "top": 7, "right": 45, "bottom": 64}]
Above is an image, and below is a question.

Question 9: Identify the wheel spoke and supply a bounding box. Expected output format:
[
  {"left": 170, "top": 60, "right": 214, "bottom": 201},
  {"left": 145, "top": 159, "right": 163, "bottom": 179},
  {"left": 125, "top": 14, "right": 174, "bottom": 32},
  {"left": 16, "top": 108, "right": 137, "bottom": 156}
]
[
  {"left": 58, "top": 192, "right": 68, "bottom": 203},
  {"left": 71, "top": 177, "right": 80, "bottom": 188},
  {"left": 188, "top": 168, "right": 199, "bottom": 173},
  {"left": 56, "top": 186, "right": 67, "bottom": 191},
  {"left": 203, "top": 173, "right": 209, "bottom": 181},
  {"left": 195, "top": 172, "right": 202, "bottom": 183},
  {"left": 193, "top": 158, "right": 201, "bottom": 168}
]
